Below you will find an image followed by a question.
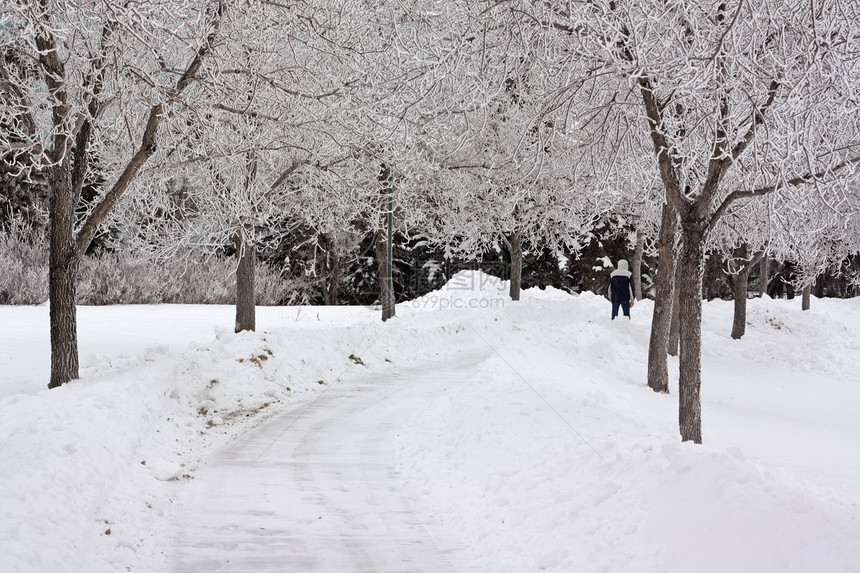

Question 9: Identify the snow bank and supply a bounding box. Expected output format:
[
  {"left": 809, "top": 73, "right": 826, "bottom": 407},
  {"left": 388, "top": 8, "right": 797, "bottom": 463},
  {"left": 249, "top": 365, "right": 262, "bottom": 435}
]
[
  {"left": 2, "top": 272, "right": 859, "bottom": 572},
  {"left": 0, "top": 303, "right": 481, "bottom": 572},
  {"left": 395, "top": 277, "right": 860, "bottom": 573},
  {"left": 2, "top": 331, "right": 311, "bottom": 570}
]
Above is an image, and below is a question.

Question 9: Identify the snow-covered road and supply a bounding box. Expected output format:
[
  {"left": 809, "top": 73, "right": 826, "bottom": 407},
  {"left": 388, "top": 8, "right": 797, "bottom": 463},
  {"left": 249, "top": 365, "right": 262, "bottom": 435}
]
[{"left": 169, "top": 353, "right": 486, "bottom": 572}]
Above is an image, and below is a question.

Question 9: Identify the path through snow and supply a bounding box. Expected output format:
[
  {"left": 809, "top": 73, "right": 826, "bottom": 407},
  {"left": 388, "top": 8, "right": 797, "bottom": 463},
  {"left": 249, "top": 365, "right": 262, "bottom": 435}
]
[{"left": 170, "top": 352, "right": 486, "bottom": 572}]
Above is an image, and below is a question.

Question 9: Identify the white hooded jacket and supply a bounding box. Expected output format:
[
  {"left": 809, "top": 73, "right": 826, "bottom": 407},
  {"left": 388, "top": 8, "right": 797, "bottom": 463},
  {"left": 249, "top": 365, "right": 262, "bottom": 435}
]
[{"left": 608, "top": 259, "right": 635, "bottom": 301}]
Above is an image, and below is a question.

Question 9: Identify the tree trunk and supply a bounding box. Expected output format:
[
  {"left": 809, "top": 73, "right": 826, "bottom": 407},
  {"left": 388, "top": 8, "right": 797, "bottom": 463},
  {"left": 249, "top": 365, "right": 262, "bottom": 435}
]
[
  {"left": 677, "top": 222, "right": 705, "bottom": 444},
  {"left": 759, "top": 255, "right": 768, "bottom": 297},
  {"left": 647, "top": 203, "right": 677, "bottom": 393},
  {"left": 668, "top": 270, "right": 681, "bottom": 357},
  {"left": 813, "top": 274, "right": 825, "bottom": 298},
  {"left": 728, "top": 243, "right": 750, "bottom": 340},
  {"left": 376, "top": 231, "right": 394, "bottom": 321},
  {"left": 377, "top": 164, "right": 395, "bottom": 322},
  {"left": 234, "top": 230, "right": 256, "bottom": 333},
  {"left": 632, "top": 230, "right": 645, "bottom": 300},
  {"left": 322, "top": 253, "right": 342, "bottom": 306},
  {"left": 318, "top": 235, "right": 342, "bottom": 306},
  {"left": 785, "top": 262, "right": 796, "bottom": 299},
  {"left": 507, "top": 230, "right": 523, "bottom": 301},
  {"left": 702, "top": 253, "right": 723, "bottom": 301},
  {"left": 47, "top": 168, "right": 80, "bottom": 388},
  {"left": 731, "top": 268, "right": 749, "bottom": 340},
  {"left": 802, "top": 284, "right": 811, "bottom": 311}
]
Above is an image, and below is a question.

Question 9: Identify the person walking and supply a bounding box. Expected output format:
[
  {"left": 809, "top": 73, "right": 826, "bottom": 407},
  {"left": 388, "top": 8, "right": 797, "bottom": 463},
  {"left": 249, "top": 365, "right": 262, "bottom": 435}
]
[{"left": 608, "top": 259, "right": 636, "bottom": 320}]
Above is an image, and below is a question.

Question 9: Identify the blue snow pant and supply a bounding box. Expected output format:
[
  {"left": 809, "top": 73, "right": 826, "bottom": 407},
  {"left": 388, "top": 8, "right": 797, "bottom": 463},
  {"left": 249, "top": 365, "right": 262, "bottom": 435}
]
[{"left": 611, "top": 300, "right": 630, "bottom": 319}]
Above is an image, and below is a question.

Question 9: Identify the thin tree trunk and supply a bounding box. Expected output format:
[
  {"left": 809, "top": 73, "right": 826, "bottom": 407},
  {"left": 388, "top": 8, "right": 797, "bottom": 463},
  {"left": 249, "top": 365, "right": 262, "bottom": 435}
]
[
  {"left": 668, "top": 270, "right": 681, "bottom": 357},
  {"left": 759, "top": 255, "right": 768, "bottom": 297},
  {"left": 322, "top": 251, "right": 342, "bottom": 306},
  {"left": 317, "top": 234, "right": 342, "bottom": 306},
  {"left": 507, "top": 230, "right": 523, "bottom": 302},
  {"left": 731, "top": 269, "right": 749, "bottom": 340},
  {"left": 234, "top": 230, "right": 256, "bottom": 333},
  {"left": 376, "top": 231, "right": 394, "bottom": 321},
  {"left": 813, "top": 274, "right": 825, "bottom": 298},
  {"left": 322, "top": 281, "right": 339, "bottom": 305},
  {"left": 39, "top": 30, "right": 81, "bottom": 389},
  {"left": 677, "top": 223, "right": 705, "bottom": 444},
  {"left": 377, "top": 164, "right": 395, "bottom": 322},
  {"left": 632, "top": 230, "right": 645, "bottom": 300},
  {"left": 730, "top": 244, "right": 750, "bottom": 340},
  {"left": 785, "top": 262, "right": 796, "bottom": 299},
  {"left": 802, "top": 284, "right": 811, "bottom": 311},
  {"left": 647, "top": 203, "right": 677, "bottom": 393},
  {"left": 47, "top": 168, "right": 80, "bottom": 388}
]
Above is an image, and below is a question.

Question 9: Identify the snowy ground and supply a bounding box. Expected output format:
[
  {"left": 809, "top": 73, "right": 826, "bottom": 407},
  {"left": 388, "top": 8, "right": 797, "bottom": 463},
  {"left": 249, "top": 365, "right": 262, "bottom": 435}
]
[{"left": 1, "top": 273, "right": 859, "bottom": 572}]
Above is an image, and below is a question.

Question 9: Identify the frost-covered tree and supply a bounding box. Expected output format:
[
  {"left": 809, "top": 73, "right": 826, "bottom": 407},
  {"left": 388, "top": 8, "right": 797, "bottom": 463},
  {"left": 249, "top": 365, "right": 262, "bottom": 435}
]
[
  {"left": 1, "top": 0, "right": 225, "bottom": 387},
  {"left": 327, "top": 2, "right": 499, "bottom": 317},
  {"left": 149, "top": 0, "right": 345, "bottom": 332},
  {"left": 523, "top": 0, "right": 860, "bottom": 442},
  {"left": 116, "top": 0, "right": 466, "bottom": 324},
  {"left": 420, "top": 26, "right": 614, "bottom": 300},
  {"left": 709, "top": 204, "right": 770, "bottom": 339},
  {"left": 769, "top": 181, "right": 860, "bottom": 311}
]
